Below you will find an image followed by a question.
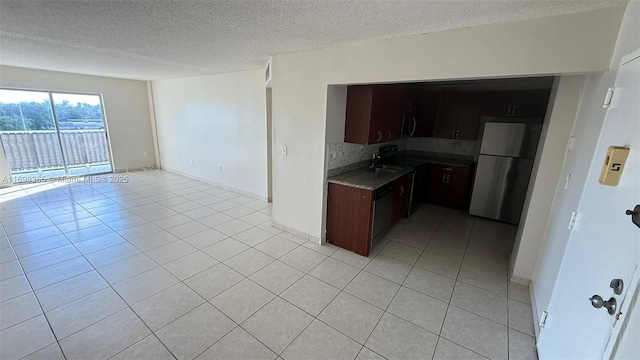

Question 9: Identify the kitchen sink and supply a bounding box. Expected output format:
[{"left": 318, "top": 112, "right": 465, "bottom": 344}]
[
  {"left": 369, "top": 167, "right": 397, "bottom": 173},
  {"left": 380, "top": 165, "right": 403, "bottom": 170}
]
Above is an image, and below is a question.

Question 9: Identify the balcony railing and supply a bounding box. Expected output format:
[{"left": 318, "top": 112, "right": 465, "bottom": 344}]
[{"left": 0, "top": 130, "right": 111, "bottom": 172}]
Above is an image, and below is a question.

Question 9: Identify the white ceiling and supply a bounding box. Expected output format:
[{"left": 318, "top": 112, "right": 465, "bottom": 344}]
[{"left": 0, "top": 0, "right": 624, "bottom": 81}]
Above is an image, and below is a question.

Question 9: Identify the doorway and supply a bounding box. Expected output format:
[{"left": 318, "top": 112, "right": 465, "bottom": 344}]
[
  {"left": 536, "top": 50, "right": 640, "bottom": 358},
  {"left": 0, "top": 88, "right": 113, "bottom": 183}
]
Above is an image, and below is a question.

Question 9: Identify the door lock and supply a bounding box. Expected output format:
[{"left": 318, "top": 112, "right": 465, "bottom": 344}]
[
  {"left": 610, "top": 278, "right": 624, "bottom": 295},
  {"left": 589, "top": 295, "right": 617, "bottom": 315}
]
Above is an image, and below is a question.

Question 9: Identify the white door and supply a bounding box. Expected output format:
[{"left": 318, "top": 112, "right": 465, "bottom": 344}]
[{"left": 537, "top": 50, "right": 640, "bottom": 358}]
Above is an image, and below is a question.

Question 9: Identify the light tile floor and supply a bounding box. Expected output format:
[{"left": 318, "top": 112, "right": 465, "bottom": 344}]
[{"left": 0, "top": 170, "right": 538, "bottom": 360}]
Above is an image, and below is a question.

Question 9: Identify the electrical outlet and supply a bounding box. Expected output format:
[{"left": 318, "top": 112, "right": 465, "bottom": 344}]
[
  {"left": 143, "top": 152, "right": 148, "bottom": 157},
  {"left": 218, "top": 165, "right": 223, "bottom": 172}
]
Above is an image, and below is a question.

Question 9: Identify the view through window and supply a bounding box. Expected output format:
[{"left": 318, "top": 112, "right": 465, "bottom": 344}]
[{"left": 0, "top": 88, "right": 112, "bottom": 183}]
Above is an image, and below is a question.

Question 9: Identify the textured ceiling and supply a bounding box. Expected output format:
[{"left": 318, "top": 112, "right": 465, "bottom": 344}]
[{"left": 0, "top": 0, "right": 625, "bottom": 81}]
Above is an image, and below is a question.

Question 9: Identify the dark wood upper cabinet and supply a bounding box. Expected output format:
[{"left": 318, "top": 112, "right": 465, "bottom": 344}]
[
  {"left": 345, "top": 85, "right": 376, "bottom": 144},
  {"left": 326, "top": 183, "right": 373, "bottom": 256},
  {"left": 344, "top": 85, "right": 406, "bottom": 145},
  {"left": 434, "top": 91, "right": 459, "bottom": 139},
  {"left": 416, "top": 91, "right": 439, "bottom": 137},
  {"left": 392, "top": 173, "right": 412, "bottom": 224},
  {"left": 434, "top": 91, "right": 481, "bottom": 140},
  {"left": 345, "top": 84, "right": 550, "bottom": 144},
  {"left": 481, "top": 90, "right": 551, "bottom": 118},
  {"left": 454, "top": 92, "right": 481, "bottom": 140},
  {"left": 510, "top": 90, "right": 551, "bottom": 118},
  {"left": 480, "top": 90, "right": 511, "bottom": 117}
]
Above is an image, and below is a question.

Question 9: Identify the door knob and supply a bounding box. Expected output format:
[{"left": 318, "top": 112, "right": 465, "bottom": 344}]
[
  {"left": 589, "top": 295, "right": 617, "bottom": 315},
  {"left": 625, "top": 204, "right": 640, "bottom": 228}
]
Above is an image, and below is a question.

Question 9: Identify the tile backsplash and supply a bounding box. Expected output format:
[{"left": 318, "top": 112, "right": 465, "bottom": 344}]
[
  {"left": 326, "top": 140, "right": 406, "bottom": 170},
  {"left": 327, "top": 137, "right": 477, "bottom": 172},
  {"left": 406, "top": 137, "right": 477, "bottom": 156}
]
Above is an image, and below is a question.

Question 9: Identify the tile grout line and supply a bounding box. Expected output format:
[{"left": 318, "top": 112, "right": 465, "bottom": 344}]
[
  {"left": 1, "top": 191, "right": 73, "bottom": 359},
  {"left": 28, "top": 184, "right": 179, "bottom": 360},
  {"left": 434, "top": 216, "right": 493, "bottom": 360},
  {"left": 2, "top": 177, "right": 215, "bottom": 359},
  {"left": 3, "top": 174, "right": 529, "bottom": 360},
  {"left": 94, "top": 181, "right": 278, "bottom": 359}
]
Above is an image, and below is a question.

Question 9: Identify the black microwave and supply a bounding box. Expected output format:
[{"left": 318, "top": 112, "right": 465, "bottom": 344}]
[{"left": 400, "top": 113, "right": 417, "bottom": 138}]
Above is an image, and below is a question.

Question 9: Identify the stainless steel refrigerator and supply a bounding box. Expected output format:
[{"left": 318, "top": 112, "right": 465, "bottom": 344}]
[{"left": 469, "top": 121, "right": 542, "bottom": 224}]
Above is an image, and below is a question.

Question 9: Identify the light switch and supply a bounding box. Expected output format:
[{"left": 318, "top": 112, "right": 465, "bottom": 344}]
[
  {"left": 599, "top": 146, "right": 630, "bottom": 186},
  {"left": 568, "top": 136, "right": 576, "bottom": 151}
]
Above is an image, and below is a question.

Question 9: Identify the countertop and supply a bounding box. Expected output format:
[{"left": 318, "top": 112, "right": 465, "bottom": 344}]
[
  {"left": 327, "top": 165, "right": 414, "bottom": 191},
  {"left": 327, "top": 151, "right": 475, "bottom": 191}
]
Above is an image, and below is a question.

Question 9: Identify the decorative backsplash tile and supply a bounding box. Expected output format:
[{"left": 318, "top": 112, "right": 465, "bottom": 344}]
[
  {"left": 406, "top": 137, "right": 477, "bottom": 156},
  {"left": 326, "top": 137, "right": 477, "bottom": 175},
  {"left": 326, "top": 140, "right": 406, "bottom": 170}
]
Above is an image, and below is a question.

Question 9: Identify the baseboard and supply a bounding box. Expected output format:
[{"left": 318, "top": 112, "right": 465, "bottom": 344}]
[
  {"left": 114, "top": 167, "right": 144, "bottom": 173},
  {"left": 510, "top": 274, "right": 530, "bottom": 286},
  {"left": 161, "top": 167, "right": 269, "bottom": 202},
  {"left": 271, "top": 220, "right": 321, "bottom": 244},
  {"left": 529, "top": 280, "right": 541, "bottom": 340}
]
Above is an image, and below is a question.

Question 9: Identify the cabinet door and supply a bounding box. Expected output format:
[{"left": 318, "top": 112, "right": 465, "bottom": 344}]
[
  {"left": 416, "top": 91, "right": 439, "bottom": 137},
  {"left": 446, "top": 165, "right": 472, "bottom": 209},
  {"left": 480, "top": 91, "right": 511, "bottom": 117},
  {"left": 371, "top": 85, "right": 397, "bottom": 143},
  {"left": 387, "top": 85, "right": 410, "bottom": 141},
  {"left": 345, "top": 85, "right": 375, "bottom": 144},
  {"left": 455, "top": 92, "right": 481, "bottom": 140},
  {"left": 434, "top": 91, "right": 458, "bottom": 139},
  {"left": 326, "top": 183, "right": 374, "bottom": 256},
  {"left": 510, "top": 90, "right": 551, "bottom": 118},
  {"left": 392, "top": 173, "right": 412, "bottom": 223},
  {"left": 428, "top": 164, "right": 448, "bottom": 206}
]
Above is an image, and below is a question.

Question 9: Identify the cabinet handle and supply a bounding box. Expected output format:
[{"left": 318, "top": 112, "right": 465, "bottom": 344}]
[
  {"left": 507, "top": 105, "right": 512, "bottom": 116},
  {"left": 512, "top": 105, "right": 516, "bottom": 116},
  {"left": 455, "top": 129, "right": 460, "bottom": 139},
  {"left": 452, "top": 129, "right": 456, "bottom": 139},
  {"left": 442, "top": 174, "right": 447, "bottom": 183},
  {"left": 410, "top": 118, "right": 417, "bottom": 136},
  {"left": 376, "top": 130, "right": 382, "bottom": 142},
  {"left": 399, "top": 186, "right": 404, "bottom": 196},
  {"left": 446, "top": 174, "right": 450, "bottom": 183},
  {"left": 387, "top": 130, "right": 392, "bottom": 141}
]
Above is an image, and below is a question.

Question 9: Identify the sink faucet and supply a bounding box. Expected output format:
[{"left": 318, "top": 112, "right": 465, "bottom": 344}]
[{"left": 370, "top": 153, "right": 381, "bottom": 169}]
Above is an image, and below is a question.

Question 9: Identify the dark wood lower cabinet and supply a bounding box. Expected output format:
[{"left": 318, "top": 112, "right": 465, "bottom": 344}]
[
  {"left": 425, "top": 163, "right": 473, "bottom": 210},
  {"left": 326, "top": 183, "right": 373, "bottom": 256},
  {"left": 392, "top": 173, "right": 412, "bottom": 223}
]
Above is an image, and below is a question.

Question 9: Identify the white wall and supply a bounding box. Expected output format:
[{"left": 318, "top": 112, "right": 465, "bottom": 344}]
[
  {"left": 510, "top": 75, "right": 586, "bottom": 284},
  {"left": 271, "top": 5, "right": 625, "bottom": 239},
  {"left": 531, "top": 0, "right": 640, "bottom": 322},
  {"left": 151, "top": 69, "right": 268, "bottom": 200},
  {"left": 0, "top": 65, "right": 156, "bottom": 172}
]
